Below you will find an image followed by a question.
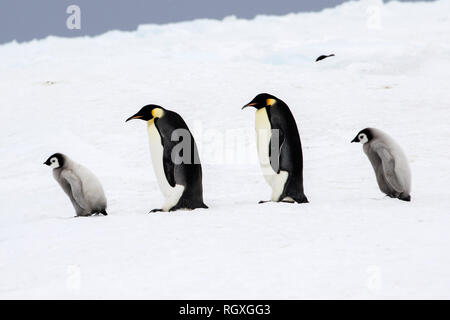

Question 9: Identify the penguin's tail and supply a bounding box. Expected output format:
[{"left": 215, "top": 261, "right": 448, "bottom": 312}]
[
  {"left": 399, "top": 194, "right": 411, "bottom": 202},
  {"left": 189, "top": 202, "right": 208, "bottom": 210},
  {"left": 294, "top": 194, "right": 309, "bottom": 204}
]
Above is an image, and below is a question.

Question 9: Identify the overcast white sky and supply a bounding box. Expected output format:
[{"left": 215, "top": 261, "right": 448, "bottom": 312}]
[{"left": 0, "top": 0, "right": 435, "bottom": 44}]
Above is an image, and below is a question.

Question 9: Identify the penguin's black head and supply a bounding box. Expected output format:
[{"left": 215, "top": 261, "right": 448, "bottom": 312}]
[
  {"left": 126, "top": 104, "right": 165, "bottom": 122},
  {"left": 351, "top": 128, "right": 373, "bottom": 144},
  {"left": 242, "top": 93, "right": 279, "bottom": 110},
  {"left": 44, "top": 153, "right": 65, "bottom": 169}
]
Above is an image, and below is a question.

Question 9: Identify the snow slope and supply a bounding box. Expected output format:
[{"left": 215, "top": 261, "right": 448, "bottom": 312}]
[{"left": 1, "top": 0, "right": 450, "bottom": 299}]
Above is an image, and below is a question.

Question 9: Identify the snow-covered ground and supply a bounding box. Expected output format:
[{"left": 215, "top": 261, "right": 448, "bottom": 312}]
[{"left": 1, "top": 0, "right": 450, "bottom": 299}]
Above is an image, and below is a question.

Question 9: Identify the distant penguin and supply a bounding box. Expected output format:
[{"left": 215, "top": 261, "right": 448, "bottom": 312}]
[
  {"left": 44, "top": 153, "right": 108, "bottom": 216},
  {"left": 242, "top": 93, "right": 308, "bottom": 204},
  {"left": 352, "top": 128, "right": 411, "bottom": 201},
  {"left": 126, "top": 105, "right": 208, "bottom": 212},
  {"left": 316, "top": 54, "right": 335, "bottom": 62}
]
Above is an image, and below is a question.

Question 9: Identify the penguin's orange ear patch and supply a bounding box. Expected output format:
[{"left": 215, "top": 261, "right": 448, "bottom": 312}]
[
  {"left": 151, "top": 108, "right": 164, "bottom": 118},
  {"left": 266, "top": 98, "right": 276, "bottom": 106}
]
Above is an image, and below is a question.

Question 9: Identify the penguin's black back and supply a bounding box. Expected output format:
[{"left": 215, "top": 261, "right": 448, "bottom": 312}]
[
  {"left": 267, "top": 100, "right": 308, "bottom": 203},
  {"left": 154, "top": 110, "right": 207, "bottom": 210}
]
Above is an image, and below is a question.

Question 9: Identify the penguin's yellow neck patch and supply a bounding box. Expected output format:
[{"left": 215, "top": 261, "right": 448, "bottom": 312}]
[
  {"left": 266, "top": 98, "right": 276, "bottom": 106},
  {"left": 151, "top": 108, "right": 164, "bottom": 119}
]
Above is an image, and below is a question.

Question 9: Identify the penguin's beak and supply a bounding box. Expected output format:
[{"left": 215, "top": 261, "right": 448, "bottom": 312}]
[
  {"left": 351, "top": 136, "right": 359, "bottom": 143},
  {"left": 125, "top": 114, "right": 143, "bottom": 122},
  {"left": 242, "top": 102, "right": 257, "bottom": 110},
  {"left": 43, "top": 160, "right": 51, "bottom": 166}
]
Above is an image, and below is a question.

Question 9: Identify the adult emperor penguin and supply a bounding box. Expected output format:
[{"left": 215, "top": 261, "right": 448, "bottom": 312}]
[
  {"left": 44, "top": 153, "right": 108, "bottom": 216},
  {"left": 126, "top": 104, "right": 208, "bottom": 212},
  {"left": 242, "top": 93, "right": 308, "bottom": 204},
  {"left": 352, "top": 128, "right": 411, "bottom": 201}
]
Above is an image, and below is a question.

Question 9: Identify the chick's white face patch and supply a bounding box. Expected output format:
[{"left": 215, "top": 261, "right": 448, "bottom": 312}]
[
  {"left": 358, "top": 133, "right": 369, "bottom": 144},
  {"left": 50, "top": 157, "right": 60, "bottom": 169}
]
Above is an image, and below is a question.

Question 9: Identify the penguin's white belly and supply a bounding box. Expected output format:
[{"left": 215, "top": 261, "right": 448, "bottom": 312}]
[
  {"left": 147, "top": 122, "right": 184, "bottom": 210},
  {"left": 255, "top": 109, "right": 288, "bottom": 201}
]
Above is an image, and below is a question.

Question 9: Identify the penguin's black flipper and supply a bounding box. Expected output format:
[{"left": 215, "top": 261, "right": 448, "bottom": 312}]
[
  {"left": 268, "top": 103, "right": 304, "bottom": 176},
  {"left": 269, "top": 128, "right": 285, "bottom": 174},
  {"left": 149, "top": 208, "right": 163, "bottom": 213},
  {"left": 162, "top": 143, "right": 176, "bottom": 188},
  {"left": 152, "top": 118, "right": 176, "bottom": 188}
]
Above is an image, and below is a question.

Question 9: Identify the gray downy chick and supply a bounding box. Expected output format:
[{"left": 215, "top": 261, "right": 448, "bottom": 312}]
[
  {"left": 352, "top": 128, "right": 411, "bottom": 201},
  {"left": 44, "top": 153, "right": 108, "bottom": 216}
]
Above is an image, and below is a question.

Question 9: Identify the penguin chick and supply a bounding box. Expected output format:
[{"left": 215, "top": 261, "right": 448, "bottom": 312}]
[
  {"left": 242, "top": 93, "right": 308, "bottom": 204},
  {"left": 44, "top": 153, "right": 108, "bottom": 216},
  {"left": 126, "top": 105, "right": 208, "bottom": 213},
  {"left": 352, "top": 128, "right": 411, "bottom": 201}
]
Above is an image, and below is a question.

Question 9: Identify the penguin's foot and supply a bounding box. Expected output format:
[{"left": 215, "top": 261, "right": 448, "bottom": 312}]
[
  {"left": 387, "top": 194, "right": 397, "bottom": 198},
  {"left": 90, "top": 210, "right": 108, "bottom": 216},
  {"left": 149, "top": 208, "right": 163, "bottom": 213},
  {"left": 170, "top": 207, "right": 193, "bottom": 212},
  {"left": 169, "top": 200, "right": 209, "bottom": 211},
  {"left": 258, "top": 200, "right": 271, "bottom": 204}
]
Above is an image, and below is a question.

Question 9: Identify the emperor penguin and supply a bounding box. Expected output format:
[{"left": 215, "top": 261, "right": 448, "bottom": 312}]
[
  {"left": 352, "top": 128, "right": 411, "bottom": 201},
  {"left": 126, "top": 104, "right": 208, "bottom": 212},
  {"left": 44, "top": 153, "right": 108, "bottom": 216},
  {"left": 242, "top": 93, "right": 308, "bottom": 204}
]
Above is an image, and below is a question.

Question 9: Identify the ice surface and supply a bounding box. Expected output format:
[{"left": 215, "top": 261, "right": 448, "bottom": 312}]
[{"left": 1, "top": 0, "right": 450, "bottom": 299}]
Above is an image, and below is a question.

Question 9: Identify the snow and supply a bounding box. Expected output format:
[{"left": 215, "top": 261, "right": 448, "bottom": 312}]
[{"left": 1, "top": 0, "right": 450, "bottom": 299}]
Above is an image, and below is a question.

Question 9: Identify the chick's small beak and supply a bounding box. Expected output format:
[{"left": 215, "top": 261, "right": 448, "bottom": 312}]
[{"left": 351, "top": 137, "right": 359, "bottom": 143}]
